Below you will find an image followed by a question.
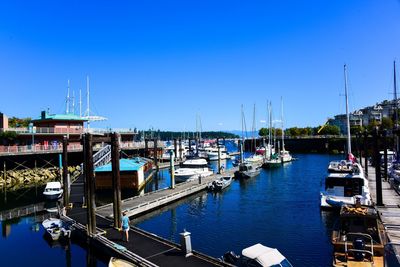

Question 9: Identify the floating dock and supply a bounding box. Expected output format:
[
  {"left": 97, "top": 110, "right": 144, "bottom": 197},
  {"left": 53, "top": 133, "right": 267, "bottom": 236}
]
[{"left": 367, "top": 163, "right": 400, "bottom": 262}]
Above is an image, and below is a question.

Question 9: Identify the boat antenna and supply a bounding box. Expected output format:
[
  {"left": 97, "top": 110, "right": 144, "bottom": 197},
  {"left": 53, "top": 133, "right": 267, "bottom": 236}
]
[
  {"left": 66, "top": 79, "right": 70, "bottom": 114},
  {"left": 344, "top": 64, "right": 352, "bottom": 155}
]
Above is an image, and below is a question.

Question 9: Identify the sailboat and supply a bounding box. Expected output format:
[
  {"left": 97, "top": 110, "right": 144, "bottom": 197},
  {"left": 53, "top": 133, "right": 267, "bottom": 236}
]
[
  {"left": 279, "top": 97, "right": 292, "bottom": 163},
  {"left": 244, "top": 104, "right": 264, "bottom": 166},
  {"left": 263, "top": 102, "right": 281, "bottom": 169},
  {"left": 320, "top": 65, "right": 370, "bottom": 209}
]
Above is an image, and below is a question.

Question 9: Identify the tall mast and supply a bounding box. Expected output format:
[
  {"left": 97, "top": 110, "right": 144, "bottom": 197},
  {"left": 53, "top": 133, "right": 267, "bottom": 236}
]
[
  {"left": 394, "top": 61, "right": 399, "bottom": 153},
  {"left": 241, "top": 104, "right": 244, "bottom": 144},
  {"left": 72, "top": 90, "right": 75, "bottom": 115},
  {"left": 252, "top": 104, "right": 256, "bottom": 152},
  {"left": 86, "top": 75, "right": 90, "bottom": 128},
  {"left": 79, "top": 89, "right": 82, "bottom": 118},
  {"left": 66, "top": 79, "right": 70, "bottom": 114},
  {"left": 344, "top": 64, "right": 352, "bottom": 155},
  {"left": 281, "top": 96, "right": 285, "bottom": 151},
  {"left": 269, "top": 101, "right": 272, "bottom": 158}
]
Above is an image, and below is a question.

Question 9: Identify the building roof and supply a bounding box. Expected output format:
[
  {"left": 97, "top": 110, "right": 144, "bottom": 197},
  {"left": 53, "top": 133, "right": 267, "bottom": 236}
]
[
  {"left": 32, "top": 111, "right": 88, "bottom": 122},
  {"left": 95, "top": 158, "right": 148, "bottom": 172}
]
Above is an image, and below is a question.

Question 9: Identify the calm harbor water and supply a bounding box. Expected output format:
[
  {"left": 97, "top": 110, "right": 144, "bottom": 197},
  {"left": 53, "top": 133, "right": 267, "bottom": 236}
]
[
  {"left": 0, "top": 147, "right": 343, "bottom": 267},
  {"left": 135, "top": 153, "right": 342, "bottom": 267}
]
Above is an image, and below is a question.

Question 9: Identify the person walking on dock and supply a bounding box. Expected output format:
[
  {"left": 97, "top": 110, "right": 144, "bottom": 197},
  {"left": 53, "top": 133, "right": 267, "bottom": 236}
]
[{"left": 121, "top": 211, "right": 130, "bottom": 242}]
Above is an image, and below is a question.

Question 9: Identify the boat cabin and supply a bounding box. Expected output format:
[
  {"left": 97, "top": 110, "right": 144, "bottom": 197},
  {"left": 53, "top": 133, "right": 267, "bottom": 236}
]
[
  {"left": 324, "top": 175, "right": 365, "bottom": 197},
  {"left": 239, "top": 163, "right": 255, "bottom": 172}
]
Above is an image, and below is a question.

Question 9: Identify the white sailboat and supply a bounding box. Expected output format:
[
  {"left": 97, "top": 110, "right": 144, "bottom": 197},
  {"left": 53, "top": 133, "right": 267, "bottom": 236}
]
[
  {"left": 320, "top": 65, "right": 370, "bottom": 208},
  {"left": 279, "top": 97, "right": 292, "bottom": 163}
]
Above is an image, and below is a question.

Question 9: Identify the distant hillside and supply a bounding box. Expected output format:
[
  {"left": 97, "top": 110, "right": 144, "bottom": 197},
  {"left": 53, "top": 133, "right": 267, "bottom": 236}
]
[{"left": 138, "top": 130, "right": 239, "bottom": 140}]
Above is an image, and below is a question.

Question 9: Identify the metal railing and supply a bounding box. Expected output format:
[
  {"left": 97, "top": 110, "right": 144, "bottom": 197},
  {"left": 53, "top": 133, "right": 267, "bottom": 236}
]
[
  {"left": 93, "top": 144, "right": 112, "bottom": 168},
  {"left": 1, "top": 127, "right": 138, "bottom": 135}
]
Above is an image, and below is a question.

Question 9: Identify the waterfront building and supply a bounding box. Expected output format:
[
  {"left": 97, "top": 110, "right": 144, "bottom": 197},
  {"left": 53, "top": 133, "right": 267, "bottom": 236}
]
[{"left": 94, "top": 158, "right": 153, "bottom": 191}]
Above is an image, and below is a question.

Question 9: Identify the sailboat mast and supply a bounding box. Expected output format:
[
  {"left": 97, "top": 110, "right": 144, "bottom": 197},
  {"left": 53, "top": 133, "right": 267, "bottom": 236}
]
[
  {"left": 252, "top": 104, "right": 256, "bottom": 152},
  {"left": 394, "top": 61, "right": 399, "bottom": 154},
  {"left": 66, "top": 79, "right": 70, "bottom": 114},
  {"left": 79, "top": 89, "right": 82, "bottom": 118},
  {"left": 281, "top": 97, "right": 285, "bottom": 151},
  {"left": 269, "top": 102, "right": 273, "bottom": 158},
  {"left": 344, "top": 64, "right": 352, "bottom": 155},
  {"left": 86, "top": 75, "right": 90, "bottom": 129}
]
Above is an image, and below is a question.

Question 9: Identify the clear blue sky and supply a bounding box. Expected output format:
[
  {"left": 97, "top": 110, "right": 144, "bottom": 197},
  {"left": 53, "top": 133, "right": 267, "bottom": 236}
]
[{"left": 1, "top": 1, "right": 400, "bottom": 131}]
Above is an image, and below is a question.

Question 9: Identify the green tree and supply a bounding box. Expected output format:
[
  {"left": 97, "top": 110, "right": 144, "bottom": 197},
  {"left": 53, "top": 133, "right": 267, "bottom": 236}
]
[
  {"left": 8, "top": 117, "right": 31, "bottom": 127},
  {"left": 258, "top": 128, "right": 268, "bottom": 137},
  {"left": 350, "top": 125, "right": 364, "bottom": 135},
  {"left": 318, "top": 125, "right": 340, "bottom": 135},
  {"left": 380, "top": 117, "right": 393, "bottom": 130},
  {"left": 367, "top": 119, "right": 379, "bottom": 132}
]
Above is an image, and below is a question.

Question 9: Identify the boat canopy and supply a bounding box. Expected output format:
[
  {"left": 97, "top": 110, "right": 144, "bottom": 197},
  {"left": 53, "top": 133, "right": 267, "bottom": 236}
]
[
  {"left": 242, "top": 243, "right": 286, "bottom": 266},
  {"left": 45, "top": 182, "right": 62, "bottom": 189}
]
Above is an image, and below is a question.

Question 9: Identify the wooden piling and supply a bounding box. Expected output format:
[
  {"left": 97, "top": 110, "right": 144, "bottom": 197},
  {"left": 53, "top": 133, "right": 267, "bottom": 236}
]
[
  {"left": 153, "top": 138, "right": 158, "bottom": 171},
  {"left": 84, "top": 133, "right": 96, "bottom": 235},
  {"left": 111, "top": 132, "right": 122, "bottom": 229},
  {"left": 383, "top": 130, "right": 388, "bottom": 181},
  {"left": 178, "top": 138, "right": 182, "bottom": 160},
  {"left": 170, "top": 150, "right": 175, "bottom": 189},
  {"left": 373, "top": 128, "right": 383, "bottom": 206},
  {"left": 364, "top": 131, "right": 368, "bottom": 177},
  {"left": 3, "top": 161, "right": 6, "bottom": 201},
  {"left": 174, "top": 139, "right": 178, "bottom": 162},
  {"left": 62, "top": 136, "right": 70, "bottom": 208},
  {"left": 144, "top": 139, "right": 148, "bottom": 158}
]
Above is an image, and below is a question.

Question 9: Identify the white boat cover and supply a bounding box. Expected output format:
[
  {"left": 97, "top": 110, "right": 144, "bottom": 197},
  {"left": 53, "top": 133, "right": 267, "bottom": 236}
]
[
  {"left": 45, "top": 181, "right": 62, "bottom": 189},
  {"left": 242, "top": 243, "right": 285, "bottom": 266}
]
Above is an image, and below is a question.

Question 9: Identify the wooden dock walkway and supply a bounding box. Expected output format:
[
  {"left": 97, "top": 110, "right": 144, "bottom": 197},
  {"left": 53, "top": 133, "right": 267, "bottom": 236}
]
[
  {"left": 65, "top": 168, "right": 239, "bottom": 267},
  {"left": 367, "top": 164, "right": 400, "bottom": 261},
  {"left": 96, "top": 168, "right": 237, "bottom": 219}
]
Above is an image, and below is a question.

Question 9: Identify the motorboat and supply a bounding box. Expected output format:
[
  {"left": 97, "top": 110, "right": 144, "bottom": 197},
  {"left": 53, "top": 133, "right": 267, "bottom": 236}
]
[
  {"left": 42, "top": 218, "right": 71, "bottom": 241},
  {"left": 235, "top": 163, "right": 261, "bottom": 179},
  {"left": 280, "top": 150, "right": 292, "bottom": 163},
  {"left": 221, "top": 243, "right": 293, "bottom": 267},
  {"left": 207, "top": 149, "right": 228, "bottom": 161},
  {"left": 331, "top": 205, "right": 387, "bottom": 267},
  {"left": 174, "top": 158, "right": 213, "bottom": 183},
  {"left": 320, "top": 172, "right": 371, "bottom": 209},
  {"left": 43, "top": 181, "right": 63, "bottom": 200},
  {"left": 108, "top": 257, "right": 135, "bottom": 267},
  {"left": 207, "top": 175, "right": 233, "bottom": 192},
  {"left": 244, "top": 154, "right": 264, "bottom": 167},
  {"left": 328, "top": 160, "right": 363, "bottom": 175}
]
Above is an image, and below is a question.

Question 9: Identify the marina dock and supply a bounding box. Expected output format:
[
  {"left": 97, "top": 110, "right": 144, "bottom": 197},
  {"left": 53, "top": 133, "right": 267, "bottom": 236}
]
[
  {"left": 96, "top": 168, "right": 237, "bottom": 219},
  {"left": 367, "top": 163, "right": 400, "bottom": 261}
]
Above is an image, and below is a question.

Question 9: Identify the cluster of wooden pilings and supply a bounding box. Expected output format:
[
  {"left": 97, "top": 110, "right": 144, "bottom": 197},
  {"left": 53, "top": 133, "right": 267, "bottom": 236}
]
[{"left": 354, "top": 128, "right": 397, "bottom": 207}]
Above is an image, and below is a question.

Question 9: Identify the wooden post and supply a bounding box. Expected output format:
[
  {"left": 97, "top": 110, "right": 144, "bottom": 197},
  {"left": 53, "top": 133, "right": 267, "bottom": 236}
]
[
  {"left": 195, "top": 138, "right": 199, "bottom": 156},
  {"left": 3, "top": 161, "right": 6, "bottom": 202},
  {"left": 178, "top": 138, "right": 182, "bottom": 160},
  {"left": 363, "top": 131, "right": 368, "bottom": 177},
  {"left": 174, "top": 139, "right": 178, "bottom": 162},
  {"left": 153, "top": 138, "right": 158, "bottom": 171},
  {"left": 373, "top": 128, "right": 383, "bottom": 206},
  {"left": 111, "top": 133, "right": 122, "bottom": 229},
  {"left": 62, "top": 136, "right": 70, "bottom": 209},
  {"left": 239, "top": 140, "right": 243, "bottom": 163},
  {"left": 217, "top": 138, "right": 221, "bottom": 174},
  {"left": 383, "top": 130, "right": 388, "bottom": 181},
  {"left": 170, "top": 150, "right": 175, "bottom": 189},
  {"left": 84, "top": 133, "right": 96, "bottom": 235},
  {"left": 144, "top": 139, "right": 148, "bottom": 158}
]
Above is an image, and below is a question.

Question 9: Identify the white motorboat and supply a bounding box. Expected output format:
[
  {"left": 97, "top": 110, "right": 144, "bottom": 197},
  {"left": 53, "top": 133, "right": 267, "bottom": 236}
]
[
  {"left": 109, "top": 257, "right": 135, "bottom": 267},
  {"left": 43, "top": 181, "right": 63, "bottom": 200},
  {"left": 207, "top": 175, "right": 233, "bottom": 191},
  {"left": 244, "top": 154, "right": 264, "bottom": 167},
  {"left": 42, "top": 218, "right": 71, "bottom": 241},
  {"left": 174, "top": 158, "right": 213, "bottom": 183},
  {"left": 207, "top": 150, "right": 228, "bottom": 161},
  {"left": 320, "top": 172, "right": 371, "bottom": 209},
  {"left": 222, "top": 243, "right": 293, "bottom": 267},
  {"left": 236, "top": 163, "right": 261, "bottom": 179}
]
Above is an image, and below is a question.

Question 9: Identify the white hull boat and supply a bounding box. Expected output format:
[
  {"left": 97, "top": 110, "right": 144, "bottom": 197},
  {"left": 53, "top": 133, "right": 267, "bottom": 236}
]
[
  {"left": 43, "top": 182, "right": 63, "bottom": 200},
  {"left": 42, "top": 218, "right": 71, "bottom": 241}
]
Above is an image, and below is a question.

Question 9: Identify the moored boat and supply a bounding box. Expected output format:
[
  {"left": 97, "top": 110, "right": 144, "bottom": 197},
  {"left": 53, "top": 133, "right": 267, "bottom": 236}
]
[
  {"left": 42, "top": 218, "right": 71, "bottom": 241},
  {"left": 174, "top": 158, "right": 213, "bottom": 183},
  {"left": 331, "top": 204, "right": 387, "bottom": 267},
  {"left": 207, "top": 175, "right": 233, "bottom": 191},
  {"left": 235, "top": 163, "right": 261, "bottom": 179},
  {"left": 43, "top": 181, "right": 63, "bottom": 200},
  {"left": 221, "top": 243, "right": 293, "bottom": 267},
  {"left": 320, "top": 173, "right": 371, "bottom": 209},
  {"left": 108, "top": 257, "right": 135, "bottom": 267}
]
